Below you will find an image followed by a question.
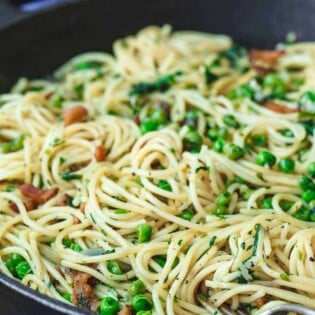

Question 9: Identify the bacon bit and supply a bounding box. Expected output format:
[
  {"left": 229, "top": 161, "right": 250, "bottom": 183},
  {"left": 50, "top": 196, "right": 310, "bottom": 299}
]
[
  {"left": 20, "top": 184, "right": 59, "bottom": 204},
  {"left": 118, "top": 305, "right": 132, "bottom": 315},
  {"left": 250, "top": 49, "right": 284, "bottom": 75},
  {"left": 10, "top": 200, "right": 38, "bottom": 212},
  {"left": 55, "top": 265, "right": 65, "bottom": 275},
  {"left": 255, "top": 297, "right": 266, "bottom": 308},
  {"left": 250, "top": 49, "right": 284, "bottom": 65},
  {"left": 73, "top": 216, "right": 80, "bottom": 224},
  {"left": 70, "top": 270, "right": 98, "bottom": 311},
  {"left": 69, "top": 161, "right": 90, "bottom": 172},
  {"left": 90, "top": 298, "right": 100, "bottom": 312},
  {"left": 264, "top": 101, "right": 299, "bottom": 114},
  {"left": 62, "top": 106, "right": 88, "bottom": 126},
  {"left": 94, "top": 145, "right": 107, "bottom": 162},
  {"left": 133, "top": 114, "right": 141, "bottom": 126},
  {"left": 79, "top": 203, "right": 86, "bottom": 214},
  {"left": 56, "top": 193, "right": 69, "bottom": 206}
]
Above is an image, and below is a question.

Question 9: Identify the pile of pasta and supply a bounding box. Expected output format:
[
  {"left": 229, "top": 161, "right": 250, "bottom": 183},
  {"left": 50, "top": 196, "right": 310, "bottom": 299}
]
[{"left": 0, "top": 25, "right": 314, "bottom": 315}]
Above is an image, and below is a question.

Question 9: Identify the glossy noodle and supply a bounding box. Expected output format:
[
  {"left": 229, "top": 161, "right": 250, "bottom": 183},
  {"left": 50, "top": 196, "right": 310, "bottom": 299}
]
[{"left": 0, "top": 25, "right": 315, "bottom": 315}]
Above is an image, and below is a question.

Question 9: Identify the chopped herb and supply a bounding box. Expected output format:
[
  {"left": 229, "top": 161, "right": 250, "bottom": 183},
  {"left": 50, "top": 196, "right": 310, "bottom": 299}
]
[
  {"left": 114, "top": 209, "right": 129, "bottom": 214},
  {"left": 156, "top": 180, "right": 172, "bottom": 192},
  {"left": 204, "top": 66, "right": 218, "bottom": 84},
  {"left": 6, "top": 184, "right": 15, "bottom": 192},
  {"left": 59, "top": 157, "right": 66, "bottom": 164},
  {"left": 280, "top": 272, "right": 290, "bottom": 281},
  {"left": 256, "top": 172, "right": 266, "bottom": 182},
  {"left": 130, "top": 72, "right": 182, "bottom": 96},
  {"left": 0, "top": 134, "right": 25, "bottom": 153},
  {"left": 209, "top": 236, "right": 217, "bottom": 247},
  {"left": 60, "top": 172, "right": 82, "bottom": 181},
  {"left": 51, "top": 138, "right": 65, "bottom": 147},
  {"left": 195, "top": 166, "right": 209, "bottom": 173},
  {"left": 90, "top": 213, "right": 96, "bottom": 224}
]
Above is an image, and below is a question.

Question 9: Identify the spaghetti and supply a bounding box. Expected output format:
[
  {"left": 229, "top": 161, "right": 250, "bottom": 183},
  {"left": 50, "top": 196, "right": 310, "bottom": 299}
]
[{"left": 0, "top": 25, "right": 315, "bottom": 315}]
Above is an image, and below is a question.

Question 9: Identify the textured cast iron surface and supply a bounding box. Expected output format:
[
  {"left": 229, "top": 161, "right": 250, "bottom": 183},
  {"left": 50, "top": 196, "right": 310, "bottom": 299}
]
[{"left": 0, "top": 0, "right": 315, "bottom": 313}]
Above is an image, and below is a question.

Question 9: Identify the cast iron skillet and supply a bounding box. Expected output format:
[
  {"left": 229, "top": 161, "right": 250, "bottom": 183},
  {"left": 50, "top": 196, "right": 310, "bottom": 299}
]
[{"left": 1, "top": 0, "right": 315, "bottom": 314}]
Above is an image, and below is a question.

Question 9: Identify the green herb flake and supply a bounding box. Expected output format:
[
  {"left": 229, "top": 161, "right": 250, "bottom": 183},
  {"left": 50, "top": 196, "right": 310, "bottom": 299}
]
[
  {"left": 280, "top": 273, "right": 290, "bottom": 281},
  {"left": 209, "top": 236, "right": 217, "bottom": 247},
  {"left": 60, "top": 172, "right": 82, "bottom": 181}
]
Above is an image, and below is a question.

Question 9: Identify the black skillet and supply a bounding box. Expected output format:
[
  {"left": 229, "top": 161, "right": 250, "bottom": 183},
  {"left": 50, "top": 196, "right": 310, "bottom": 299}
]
[{"left": 0, "top": 0, "right": 315, "bottom": 313}]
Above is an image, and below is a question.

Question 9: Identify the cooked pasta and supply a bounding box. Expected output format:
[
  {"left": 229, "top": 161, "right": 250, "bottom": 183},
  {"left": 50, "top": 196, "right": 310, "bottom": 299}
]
[{"left": 0, "top": 25, "right": 315, "bottom": 315}]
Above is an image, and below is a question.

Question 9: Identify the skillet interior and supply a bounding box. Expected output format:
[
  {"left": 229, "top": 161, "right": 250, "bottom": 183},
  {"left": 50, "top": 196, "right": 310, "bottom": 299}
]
[{"left": 0, "top": 0, "right": 315, "bottom": 313}]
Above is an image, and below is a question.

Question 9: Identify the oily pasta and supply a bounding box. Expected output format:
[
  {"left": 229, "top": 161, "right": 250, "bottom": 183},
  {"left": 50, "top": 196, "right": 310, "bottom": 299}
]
[{"left": 0, "top": 25, "right": 315, "bottom": 315}]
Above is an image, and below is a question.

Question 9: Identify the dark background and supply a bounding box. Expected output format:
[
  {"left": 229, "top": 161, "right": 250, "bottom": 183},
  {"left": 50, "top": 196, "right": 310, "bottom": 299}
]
[{"left": 1, "top": 0, "right": 315, "bottom": 314}]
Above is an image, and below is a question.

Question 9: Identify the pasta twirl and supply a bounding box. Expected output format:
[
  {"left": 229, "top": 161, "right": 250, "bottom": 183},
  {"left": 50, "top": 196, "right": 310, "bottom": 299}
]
[{"left": 0, "top": 25, "right": 315, "bottom": 315}]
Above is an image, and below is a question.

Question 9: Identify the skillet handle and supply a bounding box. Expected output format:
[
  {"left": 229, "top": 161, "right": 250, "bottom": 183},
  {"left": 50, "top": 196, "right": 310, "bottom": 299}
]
[
  {"left": 0, "top": 0, "right": 25, "bottom": 28},
  {"left": 0, "top": 0, "right": 78, "bottom": 29}
]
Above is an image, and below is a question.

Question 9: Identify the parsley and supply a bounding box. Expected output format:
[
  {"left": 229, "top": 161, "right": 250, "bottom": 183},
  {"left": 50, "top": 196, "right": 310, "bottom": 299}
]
[
  {"left": 280, "top": 272, "right": 290, "bottom": 281},
  {"left": 51, "top": 138, "right": 65, "bottom": 147},
  {"left": 6, "top": 184, "right": 15, "bottom": 192},
  {"left": 130, "top": 71, "right": 182, "bottom": 96},
  {"left": 204, "top": 66, "right": 218, "bottom": 84},
  {"left": 0, "top": 134, "right": 25, "bottom": 153},
  {"left": 60, "top": 172, "right": 82, "bottom": 181},
  {"left": 209, "top": 236, "right": 217, "bottom": 247},
  {"left": 256, "top": 172, "right": 266, "bottom": 182}
]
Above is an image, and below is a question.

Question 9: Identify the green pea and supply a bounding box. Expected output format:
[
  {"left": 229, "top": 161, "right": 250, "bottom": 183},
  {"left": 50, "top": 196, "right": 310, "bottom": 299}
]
[
  {"left": 215, "top": 192, "right": 231, "bottom": 206},
  {"left": 308, "top": 162, "right": 315, "bottom": 175},
  {"left": 280, "top": 129, "right": 294, "bottom": 138},
  {"left": 278, "top": 158, "right": 295, "bottom": 173},
  {"left": 207, "top": 127, "right": 228, "bottom": 141},
  {"left": 140, "top": 120, "right": 159, "bottom": 135},
  {"left": 137, "top": 224, "right": 152, "bottom": 243},
  {"left": 132, "top": 294, "right": 152, "bottom": 312},
  {"left": 213, "top": 139, "right": 225, "bottom": 153},
  {"left": 151, "top": 109, "right": 167, "bottom": 125},
  {"left": 309, "top": 207, "right": 315, "bottom": 222},
  {"left": 213, "top": 206, "right": 228, "bottom": 216},
  {"left": 62, "top": 293, "right": 72, "bottom": 302},
  {"left": 128, "top": 280, "right": 146, "bottom": 296},
  {"left": 107, "top": 261, "right": 123, "bottom": 275},
  {"left": 252, "top": 134, "right": 267, "bottom": 147},
  {"left": 263, "top": 73, "right": 286, "bottom": 96},
  {"left": 50, "top": 95, "right": 64, "bottom": 109},
  {"left": 301, "top": 190, "right": 315, "bottom": 202},
  {"left": 156, "top": 180, "right": 172, "bottom": 192},
  {"left": 183, "top": 127, "right": 202, "bottom": 153},
  {"left": 5, "top": 254, "right": 27, "bottom": 277},
  {"left": 153, "top": 255, "right": 166, "bottom": 267},
  {"left": 279, "top": 200, "right": 294, "bottom": 211},
  {"left": 11, "top": 253, "right": 24, "bottom": 265},
  {"left": 261, "top": 197, "right": 273, "bottom": 209},
  {"left": 299, "top": 176, "right": 315, "bottom": 191},
  {"left": 293, "top": 205, "right": 310, "bottom": 221},
  {"left": 229, "top": 85, "right": 254, "bottom": 99},
  {"left": 223, "top": 115, "right": 240, "bottom": 128},
  {"left": 99, "top": 296, "right": 120, "bottom": 315},
  {"left": 184, "top": 110, "right": 198, "bottom": 127},
  {"left": 178, "top": 209, "right": 194, "bottom": 221},
  {"left": 16, "top": 261, "right": 32, "bottom": 280},
  {"left": 241, "top": 189, "right": 254, "bottom": 201},
  {"left": 256, "top": 151, "right": 276, "bottom": 167},
  {"left": 136, "top": 311, "right": 152, "bottom": 315},
  {"left": 63, "top": 240, "right": 82, "bottom": 252},
  {"left": 223, "top": 143, "right": 245, "bottom": 160}
]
